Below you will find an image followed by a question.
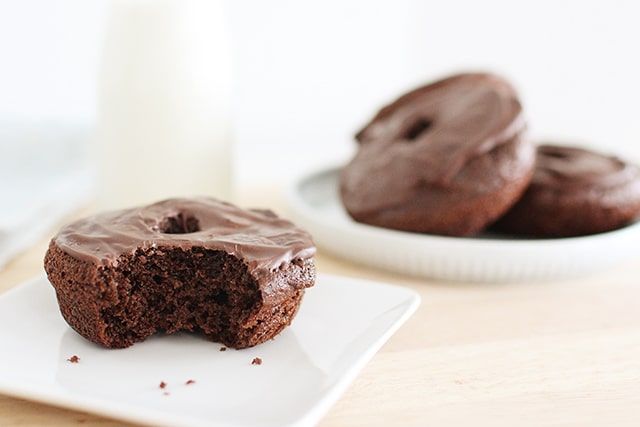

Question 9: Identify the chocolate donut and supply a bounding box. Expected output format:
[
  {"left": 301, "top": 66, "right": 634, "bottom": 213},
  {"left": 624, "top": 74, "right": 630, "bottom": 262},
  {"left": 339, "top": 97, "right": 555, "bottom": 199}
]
[
  {"left": 44, "top": 198, "right": 316, "bottom": 349},
  {"left": 493, "top": 145, "right": 640, "bottom": 237},
  {"left": 339, "top": 73, "right": 535, "bottom": 236}
]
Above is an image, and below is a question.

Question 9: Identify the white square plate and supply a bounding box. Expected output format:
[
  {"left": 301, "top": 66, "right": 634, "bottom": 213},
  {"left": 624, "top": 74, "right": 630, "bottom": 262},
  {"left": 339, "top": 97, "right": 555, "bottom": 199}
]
[{"left": 0, "top": 274, "right": 419, "bottom": 427}]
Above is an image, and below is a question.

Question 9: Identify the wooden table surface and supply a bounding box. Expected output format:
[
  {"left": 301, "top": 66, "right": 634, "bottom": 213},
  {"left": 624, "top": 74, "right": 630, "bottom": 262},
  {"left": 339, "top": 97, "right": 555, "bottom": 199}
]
[{"left": 1, "top": 188, "right": 640, "bottom": 427}]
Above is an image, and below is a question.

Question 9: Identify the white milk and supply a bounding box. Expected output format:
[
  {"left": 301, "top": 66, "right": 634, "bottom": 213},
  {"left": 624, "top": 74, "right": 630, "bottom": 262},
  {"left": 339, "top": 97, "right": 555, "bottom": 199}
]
[{"left": 96, "top": 0, "right": 233, "bottom": 210}]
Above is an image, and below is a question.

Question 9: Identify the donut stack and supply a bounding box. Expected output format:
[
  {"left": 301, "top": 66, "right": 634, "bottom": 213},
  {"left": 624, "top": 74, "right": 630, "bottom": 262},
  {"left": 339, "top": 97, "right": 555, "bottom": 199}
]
[{"left": 339, "top": 73, "right": 640, "bottom": 238}]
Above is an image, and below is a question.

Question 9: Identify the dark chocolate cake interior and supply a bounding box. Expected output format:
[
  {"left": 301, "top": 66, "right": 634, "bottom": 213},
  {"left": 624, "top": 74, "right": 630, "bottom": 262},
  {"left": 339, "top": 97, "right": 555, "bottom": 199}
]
[{"left": 99, "top": 247, "right": 273, "bottom": 349}]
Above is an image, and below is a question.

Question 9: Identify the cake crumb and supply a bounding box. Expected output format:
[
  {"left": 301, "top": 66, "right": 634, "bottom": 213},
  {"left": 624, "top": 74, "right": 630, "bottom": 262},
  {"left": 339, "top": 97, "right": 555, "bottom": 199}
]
[
  {"left": 163, "top": 391, "right": 170, "bottom": 396},
  {"left": 67, "top": 355, "right": 80, "bottom": 363},
  {"left": 219, "top": 346, "right": 227, "bottom": 352},
  {"left": 159, "top": 381, "right": 167, "bottom": 389},
  {"left": 251, "top": 357, "right": 263, "bottom": 365},
  {"left": 185, "top": 379, "right": 196, "bottom": 385}
]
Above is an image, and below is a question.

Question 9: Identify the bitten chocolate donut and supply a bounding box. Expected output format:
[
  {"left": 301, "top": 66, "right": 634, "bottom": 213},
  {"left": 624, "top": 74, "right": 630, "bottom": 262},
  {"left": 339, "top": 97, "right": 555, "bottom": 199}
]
[
  {"left": 492, "top": 145, "right": 640, "bottom": 237},
  {"left": 44, "top": 198, "right": 316, "bottom": 349},
  {"left": 339, "top": 73, "right": 535, "bottom": 236}
]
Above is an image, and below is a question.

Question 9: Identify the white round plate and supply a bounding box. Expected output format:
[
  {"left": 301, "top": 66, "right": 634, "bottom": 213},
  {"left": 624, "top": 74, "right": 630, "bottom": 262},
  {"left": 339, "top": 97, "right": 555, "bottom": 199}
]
[{"left": 287, "top": 166, "right": 640, "bottom": 283}]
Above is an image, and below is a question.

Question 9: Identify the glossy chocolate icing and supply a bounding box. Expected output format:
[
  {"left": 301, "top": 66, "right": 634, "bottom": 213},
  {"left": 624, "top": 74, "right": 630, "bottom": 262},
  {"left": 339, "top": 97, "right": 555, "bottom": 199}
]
[
  {"left": 341, "top": 73, "right": 529, "bottom": 221},
  {"left": 492, "top": 144, "right": 640, "bottom": 237},
  {"left": 535, "top": 145, "right": 637, "bottom": 189},
  {"left": 354, "top": 73, "right": 525, "bottom": 181},
  {"left": 53, "top": 198, "right": 316, "bottom": 271}
]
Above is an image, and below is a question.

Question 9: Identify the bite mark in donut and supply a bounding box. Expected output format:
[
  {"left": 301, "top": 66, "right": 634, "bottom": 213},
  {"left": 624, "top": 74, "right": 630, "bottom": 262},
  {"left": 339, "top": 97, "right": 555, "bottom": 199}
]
[{"left": 44, "top": 198, "right": 316, "bottom": 349}]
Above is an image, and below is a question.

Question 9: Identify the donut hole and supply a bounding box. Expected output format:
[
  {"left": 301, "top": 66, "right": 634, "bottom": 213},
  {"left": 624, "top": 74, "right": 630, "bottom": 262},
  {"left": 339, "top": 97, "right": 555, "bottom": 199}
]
[
  {"left": 404, "top": 117, "right": 432, "bottom": 141},
  {"left": 158, "top": 213, "right": 201, "bottom": 234},
  {"left": 544, "top": 150, "right": 569, "bottom": 159}
]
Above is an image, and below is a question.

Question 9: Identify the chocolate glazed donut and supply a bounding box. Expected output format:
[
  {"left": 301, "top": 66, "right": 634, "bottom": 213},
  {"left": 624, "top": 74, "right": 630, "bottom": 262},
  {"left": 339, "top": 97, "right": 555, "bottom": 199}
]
[
  {"left": 339, "top": 73, "right": 535, "bottom": 236},
  {"left": 493, "top": 145, "right": 640, "bottom": 237},
  {"left": 44, "top": 198, "right": 316, "bottom": 349}
]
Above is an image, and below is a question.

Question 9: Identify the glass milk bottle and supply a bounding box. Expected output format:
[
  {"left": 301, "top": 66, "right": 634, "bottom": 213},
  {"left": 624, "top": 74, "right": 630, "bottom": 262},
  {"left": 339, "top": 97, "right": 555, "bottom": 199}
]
[{"left": 96, "top": 0, "right": 234, "bottom": 210}]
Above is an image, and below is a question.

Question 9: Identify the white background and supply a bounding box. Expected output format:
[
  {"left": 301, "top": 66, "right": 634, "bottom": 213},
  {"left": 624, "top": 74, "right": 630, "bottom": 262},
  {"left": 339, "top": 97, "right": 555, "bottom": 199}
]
[{"left": 1, "top": 0, "right": 639, "bottom": 190}]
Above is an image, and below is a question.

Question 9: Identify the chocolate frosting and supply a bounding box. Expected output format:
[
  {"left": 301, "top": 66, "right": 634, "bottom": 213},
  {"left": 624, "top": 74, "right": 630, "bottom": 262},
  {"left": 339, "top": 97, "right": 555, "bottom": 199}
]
[
  {"left": 53, "top": 198, "right": 316, "bottom": 271},
  {"left": 491, "top": 144, "right": 640, "bottom": 237},
  {"left": 342, "top": 73, "right": 527, "bottom": 215},
  {"left": 534, "top": 145, "right": 638, "bottom": 189}
]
